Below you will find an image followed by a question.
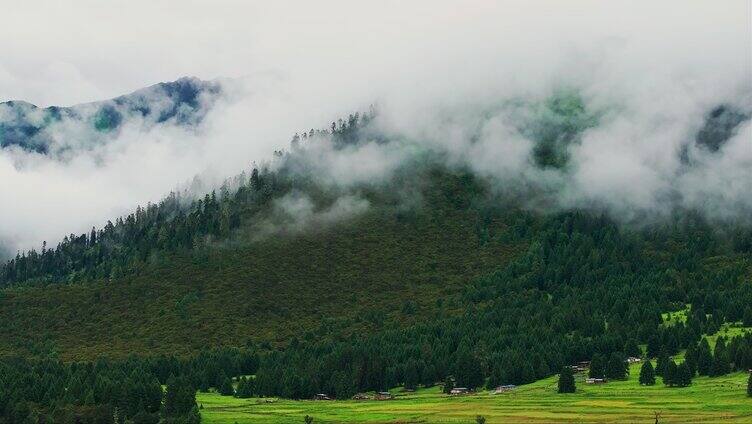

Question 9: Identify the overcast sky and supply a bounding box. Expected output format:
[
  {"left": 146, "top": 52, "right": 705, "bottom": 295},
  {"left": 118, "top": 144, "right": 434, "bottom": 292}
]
[
  {"left": 0, "top": 0, "right": 750, "bottom": 254},
  {"left": 4, "top": 1, "right": 748, "bottom": 106}
]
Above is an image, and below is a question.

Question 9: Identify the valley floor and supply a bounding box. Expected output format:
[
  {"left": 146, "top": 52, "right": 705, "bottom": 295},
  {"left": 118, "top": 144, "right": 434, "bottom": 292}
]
[{"left": 197, "top": 364, "right": 752, "bottom": 423}]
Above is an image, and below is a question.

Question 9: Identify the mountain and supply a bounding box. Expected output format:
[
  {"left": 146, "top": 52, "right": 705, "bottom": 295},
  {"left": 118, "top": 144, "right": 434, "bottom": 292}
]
[
  {"left": 0, "top": 76, "right": 222, "bottom": 154},
  {"left": 0, "top": 90, "right": 751, "bottom": 423}
]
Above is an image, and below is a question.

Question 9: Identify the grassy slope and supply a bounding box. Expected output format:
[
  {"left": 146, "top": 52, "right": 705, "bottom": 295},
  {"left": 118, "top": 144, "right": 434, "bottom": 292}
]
[
  {"left": 0, "top": 206, "right": 519, "bottom": 360},
  {"left": 197, "top": 363, "right": 752, "bottom": 424},
  {"left": 663, "top": 307, "right": 751, "bottom": 349}
]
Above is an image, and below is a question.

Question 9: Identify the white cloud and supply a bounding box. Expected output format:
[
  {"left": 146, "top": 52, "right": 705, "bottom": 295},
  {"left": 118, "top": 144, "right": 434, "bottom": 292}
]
[{"left": 0, "top": 0, "right": 750, "bottom": 253}]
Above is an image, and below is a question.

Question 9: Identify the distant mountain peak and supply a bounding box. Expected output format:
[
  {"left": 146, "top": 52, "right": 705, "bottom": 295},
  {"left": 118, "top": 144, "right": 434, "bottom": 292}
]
[{"left": 0, "top": 77, "right": 223, "bottom": 154}]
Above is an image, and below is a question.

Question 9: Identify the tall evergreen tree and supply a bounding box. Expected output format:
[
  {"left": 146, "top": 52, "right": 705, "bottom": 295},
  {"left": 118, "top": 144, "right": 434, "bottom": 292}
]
[
  {"left": 404, "top": 360, "right": 420, "bottom": 390},
  {"left": 454, "top": 349, "right": 483, "bottom": 389},
  {"left": 663, "top": 359, "right": 678, "bottom": 387},
  {"left": 675, "top": 363, "right": 692, "bottom": 387},
  {"left": 235, "top": 376, "right": 255, "bottom": 399},
  {"left": 558, "top": 367, "right": 576, "bottom": 393},
  {"left": 442, "top": 376, "right": 454, "bottom": 394},
  {"left": 589, "top": 354, "right": 606, "bottom": 379},
  {"left": 639, "top": 360, "right": 656, "bottom": 386},
  {"left": 218, "top": 375, "right": 235, "bottom": 396},
  {"left": 606, "top": 353, "right": 628, "bottom": 380},
  {"left": 684, "top": 345, "right": 698, "bottom": 377},
  {"left": 163, "top": 375, "right": 197, "bottom": 418},
  {"left": 711, "top": 339, "right": 731, "bottom": 377},
  {"left": 697, "top": 339, "right": 713, "bottom": 376},
  {"left": 655, "top": 349, "right": 669, "bottom": 377},
  {"left": 623, "top": 340, "right": 642, "bottom": 358}
]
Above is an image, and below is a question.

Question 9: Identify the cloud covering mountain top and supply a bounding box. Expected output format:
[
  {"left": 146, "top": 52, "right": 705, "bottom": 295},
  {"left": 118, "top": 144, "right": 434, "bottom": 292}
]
[
  {"left": 0, "top": 77, "right": 221, "bottom": 156},
  {"left": 0, "top": 0, "right": 749, "bottom": 256}
]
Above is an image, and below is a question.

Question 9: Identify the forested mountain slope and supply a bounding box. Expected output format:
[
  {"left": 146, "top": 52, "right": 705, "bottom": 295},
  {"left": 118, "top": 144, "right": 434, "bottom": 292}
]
[
  {"left": 0, "top": 166, "right": 522, "bottom": 360},
  {"left": 1, "top": 93, "right": 751, "bottom": 366},
  {"left": 0, "top": 90, "right": 751, "bottom": 422}
]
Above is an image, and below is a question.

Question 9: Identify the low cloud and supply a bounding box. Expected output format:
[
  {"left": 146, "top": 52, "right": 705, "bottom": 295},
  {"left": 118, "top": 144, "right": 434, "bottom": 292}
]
[
  {"left": 0, "top": 1, "right": 750, "bottom": 255},
  {"left": 257, "top": 192, "right": 370, "bottom": 237}
]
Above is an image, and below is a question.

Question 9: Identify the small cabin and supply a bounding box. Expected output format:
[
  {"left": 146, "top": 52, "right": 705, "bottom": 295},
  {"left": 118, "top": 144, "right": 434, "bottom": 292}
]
[
  {"left": 493, "top": 385, "right": 516, "bottom": 394},
  {"left": 352, "top": 393, "right": 370, "bottom": 400},
  {"left": 374, "top": 391, "right": 394, "bottom": 400},
  {"left": 627, "top": 357, "right": 642, "bottom": 364},
  {"left": 574, "top": 361, "right": 591, "bottom": 373},
  {"left": 450, "top": 387, "right": 470, "bottom": 395},
  {"left": 570, "top": 364, "right": 588, "bottom": 373},
  {"left": 585, "top": 378, "right": 607, "bottom": 384},
  {"left": 313, "top": 393, "right": 332, "bottom": 400}
]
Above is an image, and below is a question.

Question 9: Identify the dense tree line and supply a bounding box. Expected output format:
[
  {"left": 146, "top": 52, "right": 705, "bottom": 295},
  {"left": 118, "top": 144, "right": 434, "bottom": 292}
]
[
  {"left": 0, "top": 346, "right": 257, "bottom": 423},
  {"left": 101, "top": 211, "right": 748, "bottom": 402},
  {"left": 236, "top": 212, "right": 752, "bottom": 399}
]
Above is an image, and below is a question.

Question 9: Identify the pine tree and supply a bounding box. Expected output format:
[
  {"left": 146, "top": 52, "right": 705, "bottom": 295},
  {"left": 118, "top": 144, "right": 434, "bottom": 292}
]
[
  {"left": 589, "top": 354, "right": 606, "bottom": 378},
  {"left": 442, "top": 376, "right": 454, "bottom": 394},
  {"left": 697, "top": 339, "right": 713, "bottom": 376},
  {"left": 639, "top": 360, "right": 656, "bottom": 386},
  {"left": 711, "top": 339, "right": 731, "bottom": 377},
  {"left": 656, "top": 349, "right": 669, "bottom": 377},
  {"left": 219, "top": 375, "right": 235, "bottom": 396},
  {"left": 403, "top": 360, "right": 420, "bottom": 390},
  {"left": 163, "top": 375, "right": 197, "bottom": 418},
  {"left": 623, "top": 339, "right": 641, "bottom": 358},
  {"left": 235, "top": 376, "right": 255, "bottom": 399},
  {"left": 684, "top": 345, "right": 698, "bottom": 377},
  {"left": 454, "top": 349, "right": 483, "bottom": 389},
  {"left": 606, "top": 353, "right": 628, "bottom": 380},
  {"left": 558, "top": 367, "right": 576, "bottom": 393},
  {"left": 663, "top": 360, "right": 678, "bottom": 387},
  {"left": 676, "top": 363, "right": 692, "bottom": 387}
]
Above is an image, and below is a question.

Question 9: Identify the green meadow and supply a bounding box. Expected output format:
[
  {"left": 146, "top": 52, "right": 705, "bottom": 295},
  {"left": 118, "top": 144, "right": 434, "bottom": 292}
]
[{"left": 197, "top": 362, "right": 752, "bottom": 423}]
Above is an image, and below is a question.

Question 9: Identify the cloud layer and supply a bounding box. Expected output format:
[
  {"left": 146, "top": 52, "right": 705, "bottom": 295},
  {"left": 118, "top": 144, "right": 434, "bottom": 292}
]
[{"left": 0, "top": 0, "right": 750, "bottom": 254}]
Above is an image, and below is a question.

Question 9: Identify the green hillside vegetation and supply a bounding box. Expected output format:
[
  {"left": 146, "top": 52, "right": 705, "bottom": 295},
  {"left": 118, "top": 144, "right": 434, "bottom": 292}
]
[
  {"left": 0, "top": 187, "right": 519, "bottom": 360},
  {"left": 1, "top": 105, "right": 752, "bottom": 422}
]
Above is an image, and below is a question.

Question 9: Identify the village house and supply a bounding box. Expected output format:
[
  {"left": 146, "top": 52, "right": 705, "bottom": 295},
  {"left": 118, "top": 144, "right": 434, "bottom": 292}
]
[
  {"left": 450, "top": 387, "right": 470, "bottom": 395},
  {"left": 313, "top": 393, "right": 332, "bottom": 400},
  {"left": 585, "top": 378, "right": 607, "bottom": 384},
  {"left": 627, "top": 357, "right": 642, "bottom": 364},
  {"left": 569, "top": 361, "right": 590, "bottom": 373},
  {"left": 374, "top": 391, "right": 394, "bottom": 400},
  {"left": 493, "top": 385, "right": 516, "bottom": 394},
  {"left": 352, "top": 393, "right": 370, "bottom": 400}
]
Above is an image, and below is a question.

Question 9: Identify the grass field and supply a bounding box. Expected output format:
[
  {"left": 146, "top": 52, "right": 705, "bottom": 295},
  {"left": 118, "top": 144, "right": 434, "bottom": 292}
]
[{"left": 196, "top": 362, "right": 752, "bottom": 423}]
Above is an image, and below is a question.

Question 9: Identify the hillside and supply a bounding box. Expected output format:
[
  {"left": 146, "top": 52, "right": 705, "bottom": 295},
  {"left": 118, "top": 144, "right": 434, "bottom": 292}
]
[
  {"left": 0, "top": 94, "right": 750, "bottom": 423},
  {"left": 0, "top": 184, "right": 520, "bottom": 360}
]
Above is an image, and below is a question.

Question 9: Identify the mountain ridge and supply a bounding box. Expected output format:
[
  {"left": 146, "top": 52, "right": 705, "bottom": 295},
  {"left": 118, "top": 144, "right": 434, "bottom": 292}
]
[{"left": 0, "top": 76, "right": 222, "bottom": 154}]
